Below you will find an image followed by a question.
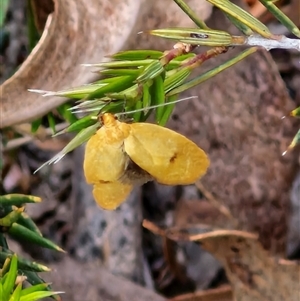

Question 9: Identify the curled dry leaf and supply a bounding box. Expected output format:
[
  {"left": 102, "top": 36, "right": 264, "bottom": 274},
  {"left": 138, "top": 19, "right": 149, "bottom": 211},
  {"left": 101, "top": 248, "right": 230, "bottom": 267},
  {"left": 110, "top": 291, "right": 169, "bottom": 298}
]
[
  {"left": 156, "top": 224, "right": 300, "bottom": 301},
  {"left": 0, "top": 0, "right": 143, "bottom": 128},
  {"left": 188, "top": 230, "right": 300, "bottom": 301}
]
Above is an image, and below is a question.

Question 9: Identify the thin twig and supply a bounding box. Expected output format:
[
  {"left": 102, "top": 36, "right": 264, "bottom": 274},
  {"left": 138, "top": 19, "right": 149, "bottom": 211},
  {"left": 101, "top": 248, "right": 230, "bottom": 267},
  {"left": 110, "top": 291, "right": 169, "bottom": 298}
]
[
  {"left": 244, "top": 34, "right": 300, "bottom": 51},
  {"left": 195, "top": 181, "right": 240, "bottom": 228},
  {"left": 3, "top": 123, "right": 69, "bottom": 151}
]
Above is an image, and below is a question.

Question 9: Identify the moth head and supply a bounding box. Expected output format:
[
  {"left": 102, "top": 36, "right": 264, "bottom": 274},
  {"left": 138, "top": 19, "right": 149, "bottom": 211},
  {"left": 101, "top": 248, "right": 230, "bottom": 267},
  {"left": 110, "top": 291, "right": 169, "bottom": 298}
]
[{"left": 100, "top": 113, "right": 118, "bottom": 127}]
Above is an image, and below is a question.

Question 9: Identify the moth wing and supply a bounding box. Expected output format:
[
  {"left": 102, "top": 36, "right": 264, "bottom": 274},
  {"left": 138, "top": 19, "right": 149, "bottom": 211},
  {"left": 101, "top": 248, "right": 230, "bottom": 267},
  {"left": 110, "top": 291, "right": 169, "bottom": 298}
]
[
  {"left": 124, "top": 123, "right": 209, "bottom": 185},
  {"left": 93, "top": 182, "right": 133, "bottom": 210},
  {"left": 84, "top": 129, "right": 128, "bottom": 184}
]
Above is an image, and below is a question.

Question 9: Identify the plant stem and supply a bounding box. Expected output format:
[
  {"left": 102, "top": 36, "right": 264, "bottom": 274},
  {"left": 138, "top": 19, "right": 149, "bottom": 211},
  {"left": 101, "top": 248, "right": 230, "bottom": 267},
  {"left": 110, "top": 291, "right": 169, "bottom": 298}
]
[{"left": 245, "top": 35, "right": 300, "bottom": 51}]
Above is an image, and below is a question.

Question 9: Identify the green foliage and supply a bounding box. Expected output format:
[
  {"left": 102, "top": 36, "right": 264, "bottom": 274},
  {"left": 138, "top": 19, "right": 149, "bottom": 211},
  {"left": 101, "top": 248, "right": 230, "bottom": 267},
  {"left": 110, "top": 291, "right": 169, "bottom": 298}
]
[
  {"left": 0, "top": 195, "right": 64, "bottom": 300},
  {"left": 26, "top": 0, "right": 41, "bottom": 51},
  {"left": 0, "top": 0, "right": 9, "bottom": 28},
  {"left": 26, "top": 0, "right": 299, "bottom": 169},
  {"left": 0, "top": 255, "right": 62, "bottom": 301},
  {"left": 288, "top": 106, "right": 300, "bottom": 150},
  {"left": 259, "top": 0, "right": 300, "bottom": 37}
]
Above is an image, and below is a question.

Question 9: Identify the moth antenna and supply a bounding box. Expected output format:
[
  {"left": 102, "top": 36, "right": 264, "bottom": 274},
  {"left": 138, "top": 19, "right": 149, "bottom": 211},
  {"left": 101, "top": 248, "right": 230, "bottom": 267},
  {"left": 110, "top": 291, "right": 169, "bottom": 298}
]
[{"left": 115, "top": 96, "right": 198, "bottom": 117}]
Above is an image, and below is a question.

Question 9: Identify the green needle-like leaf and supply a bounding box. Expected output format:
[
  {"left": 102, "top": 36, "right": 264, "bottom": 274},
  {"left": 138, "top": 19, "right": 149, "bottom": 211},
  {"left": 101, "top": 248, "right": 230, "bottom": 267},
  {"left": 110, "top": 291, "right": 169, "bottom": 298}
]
[
  {"left": 131, "top": 98, "right": 144, "bottom": 122},
  {"left": 149, "top": 28, "right": 233, "bottom": 46},
  {"left": 168, "top": 47, "right": 257, "bottom": 95},
  {"left": 20, "top": 270, "right": 61, "bottom": 301},
  {"left": 166, "top": 53, "right": 196, "bottom": 70},
  {"left": 3, "top": 255, "right": 17, "bottom": 301},
  {"left": 0, "top": 256, "right": 11, "bottom": 277},
  {"left": 291, "top": 106, "right": 300, "bottom": 118},
  {"left": 225, "top": 13, "right": 254, "bottom": 36},
  {"left": 110, "top": 50, "right": 163, "bottom": 60},
  {"left": 149, "top": 75, "right": 166, "bottom": 124},
  {"left": 26, "top": 0, "right": 40, "bottom": 51},
  {"left": 106, "top": 84, "right": 142, "bottom": 103},
  {"left": 0, "top": 272, "right": 8, "bottom": 284},
  {"left": 140, "top": 82, "right": 153, "bottom": 121},
  {"left": 87, "top": 75, "right": 136, "bottom": 99},
  {"left": 31, "top": 84, "right": 106, "bottom": 99},
  {"left": 16, "top": 213, "right": 42, "bottom": 237},
  {"left": 100, "top": 68, "right": 141, "bottom": 77},
  {"left": 259, "top": 0, "right": 300, "bottom": 38},
  {"left": 159, "top": 94, "right": 179, "bottom": 126},
  {"left": 90, "top": 59, "right": 154, "bottom": 69},
  {"left": 70, "top": 100, "right": 108, "bottom": 114},
  {"left": 20, "top": 283, "right": 51, "bottom": 297},
  {"left": 0, "top": 195, "right": 41, "bottom": 207},
  {"left": 164, "top": 67, "right": 191, "bottom": 93},
  {"left": 56, "top": 103, "right": 78, "bottom": 124},
  {"left": 31, "top": 119, "right": 42, "bottom": 134},
  {"left": 136, "top": 61, "right": 164, "bottom": 83},
  {"left": 9, "top": 282, "right": 22, "bottom": 301},
  {"left": 0, "top": 207, "right": 24, "bottom": 227},
  {"left": 47, "top": 112, "right": 57, "bottom": 134},
  {"left": 8, "top": 223, "right": 64, "bottom": 252},
  {"left": 0, "top": 283, "right": 3, "bottom": 300},
  {"left": 34, "top": 123, "right": 99, "bottom": 172},
  {"left": 53, "top": 114, "right": 97, "bottom": 136},
  {"left": 0, "top": 251, "right": 50, "bottom": 272},
  {"left": 0, "top": 233, "right": 9, "bottom": 249},
  {"left": 142, "top": 82, "right": 152, "bottom": 109},
  {"left": 0, "top": 0, "right": 9, "bottom": 28},
  {"left": 20, "top": 291, "right": 63, "bottom": 301},
  {"left": 289, "top": 129, "right": 300, "bottom": 149},
  {"left": 207, "top": 0, "right": 272, "bottom": 38}
]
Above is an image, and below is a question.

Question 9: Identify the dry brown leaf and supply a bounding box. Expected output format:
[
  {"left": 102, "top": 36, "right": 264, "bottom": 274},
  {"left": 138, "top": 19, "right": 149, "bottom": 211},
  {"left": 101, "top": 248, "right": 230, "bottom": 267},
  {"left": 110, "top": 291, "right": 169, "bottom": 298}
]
[
  {"left": 171, "top": 228, "right": 300, "bottom": 301},
  {"left": 0, "top": 0, "right": 143, "bottom": 128},
  {"left": 144, "top": 221, "right": 300, "bottom": 301},
  {"left": 188, "top": 230, "right": 300, "bottom": 301}
]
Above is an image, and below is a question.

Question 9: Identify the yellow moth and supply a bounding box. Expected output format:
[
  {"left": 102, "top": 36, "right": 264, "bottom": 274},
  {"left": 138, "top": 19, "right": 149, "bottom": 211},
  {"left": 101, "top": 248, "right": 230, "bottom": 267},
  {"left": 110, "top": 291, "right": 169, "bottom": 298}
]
[{"left": 83, "top": 113, "right": 209, "bottom": 210}]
